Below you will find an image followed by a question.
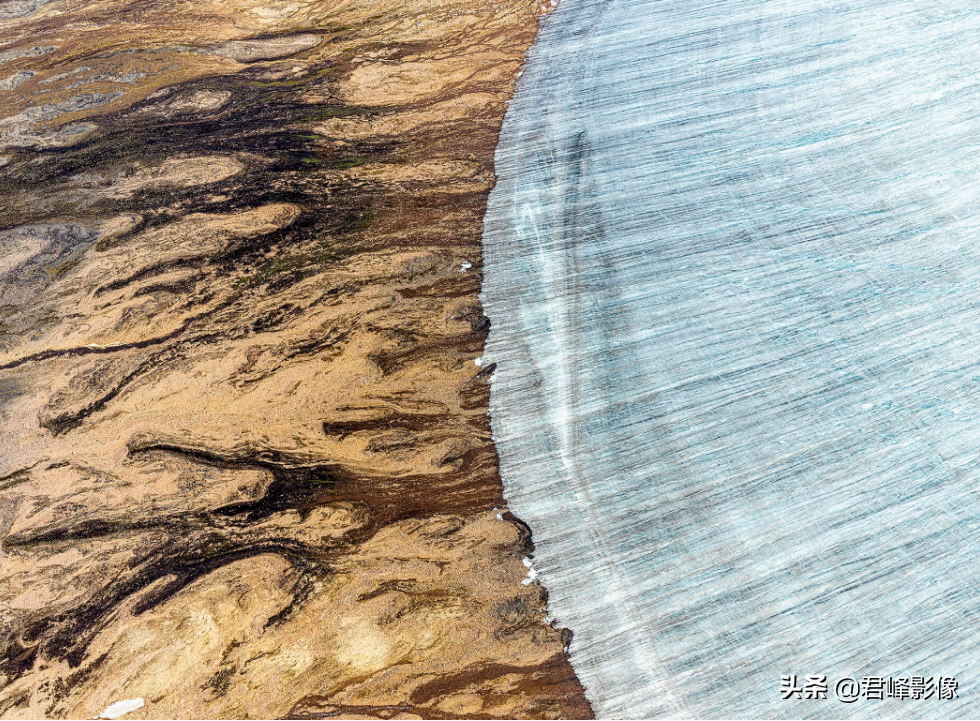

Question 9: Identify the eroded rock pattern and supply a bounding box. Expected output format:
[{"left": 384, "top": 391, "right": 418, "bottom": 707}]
[{"left": 0, "top": 0, "right": 592, "bottom": 717}]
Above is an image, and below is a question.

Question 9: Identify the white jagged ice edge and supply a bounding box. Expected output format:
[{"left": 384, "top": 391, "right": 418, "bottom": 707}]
[{"left": 520, "top": 556, "right": 538, "bottom": 585}]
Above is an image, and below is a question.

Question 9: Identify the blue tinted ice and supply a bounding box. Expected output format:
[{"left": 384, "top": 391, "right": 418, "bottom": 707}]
[{"left": 481, "top": 1, "right": 980, "bottom": 717}]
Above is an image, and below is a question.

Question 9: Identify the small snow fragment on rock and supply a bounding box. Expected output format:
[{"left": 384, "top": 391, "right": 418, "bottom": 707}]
[
  {"left": 98, "top": 698, "right": 144, "bottom": 719},
  {"left": 496, "top": 513, "right": 503, "bottom": 520},
  {"left": 521, "top": 556, "right": 539, "bottom": 585},
  {"left": 474, "top": 356, "right": 482, "bottom": 367},
  {"left": 459, "top": 260, "right": 472, "bottom": 272}
]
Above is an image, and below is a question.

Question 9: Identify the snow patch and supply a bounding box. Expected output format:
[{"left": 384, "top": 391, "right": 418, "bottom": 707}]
[{"left": 98, "top": 698, "right": 144, "bottom": 719}]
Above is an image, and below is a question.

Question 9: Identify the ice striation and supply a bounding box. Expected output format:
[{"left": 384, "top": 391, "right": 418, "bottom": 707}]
[{"left": 481, "top": 0, "right": 980, "bottom": 717}]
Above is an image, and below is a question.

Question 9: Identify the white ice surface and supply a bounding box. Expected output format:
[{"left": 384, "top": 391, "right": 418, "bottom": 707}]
[{"left": 481, "top": 0, "right": 980, "bottom": 717}]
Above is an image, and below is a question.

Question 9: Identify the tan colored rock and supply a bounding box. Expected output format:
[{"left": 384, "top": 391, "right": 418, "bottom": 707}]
[
  {"left": 69, "top": 156, "right": 245, "bottom": 199},
  {"left": 207, "top": 34, "right": 321, "bottom": 63}
]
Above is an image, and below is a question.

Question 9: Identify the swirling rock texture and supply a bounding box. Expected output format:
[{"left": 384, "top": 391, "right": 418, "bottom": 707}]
[{"left": 0, "top": 0, "right": 593, "bottom": 718}]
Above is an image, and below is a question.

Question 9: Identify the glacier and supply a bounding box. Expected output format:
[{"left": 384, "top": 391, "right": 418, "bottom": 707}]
[{"left": 481, "top": 0, "right": 980, "bottom": 717}]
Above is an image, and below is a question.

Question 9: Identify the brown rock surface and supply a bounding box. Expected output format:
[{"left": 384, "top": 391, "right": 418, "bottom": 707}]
[{"left": 0, "top": 0, "right": 593, "bottom": 718}]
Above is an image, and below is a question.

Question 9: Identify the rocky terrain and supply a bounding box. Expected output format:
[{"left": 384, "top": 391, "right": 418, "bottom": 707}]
[{"left": 0, "top": 0, "right": 592, "bottom": 717}]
